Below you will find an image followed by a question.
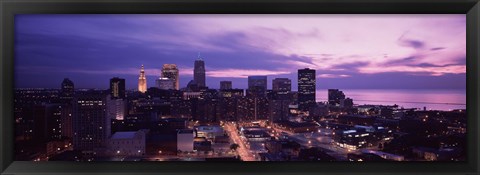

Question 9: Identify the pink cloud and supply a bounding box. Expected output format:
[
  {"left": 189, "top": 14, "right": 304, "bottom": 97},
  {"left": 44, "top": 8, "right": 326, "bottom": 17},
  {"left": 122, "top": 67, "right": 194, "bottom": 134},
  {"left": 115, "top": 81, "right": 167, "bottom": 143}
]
[
  {"left": 206, "top": 69, "right": 291, "bottom": 78},
  {"left": 175, "top": 14, "right": 465, "bottom": 76},
  {"left": 317, "top": 74, "right": 351, "bottom": 78},
  {"left": 358, "top": 64, "right": 466, "bottom": 76}
]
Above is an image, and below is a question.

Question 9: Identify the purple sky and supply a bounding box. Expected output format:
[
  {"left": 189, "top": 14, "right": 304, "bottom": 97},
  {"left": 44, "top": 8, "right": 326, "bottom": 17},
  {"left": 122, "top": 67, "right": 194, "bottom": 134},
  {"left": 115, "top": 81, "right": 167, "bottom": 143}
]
[{"left": 14, "top": 14, "right": 466, "bottom": 90}]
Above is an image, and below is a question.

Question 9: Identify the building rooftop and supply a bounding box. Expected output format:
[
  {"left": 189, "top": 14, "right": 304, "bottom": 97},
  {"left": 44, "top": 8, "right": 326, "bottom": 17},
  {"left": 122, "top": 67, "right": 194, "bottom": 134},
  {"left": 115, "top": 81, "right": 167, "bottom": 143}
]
[
  {"left": 161, "top": 118, "right": 188, "bottom": 122},
  {"left": 243, "top": 130, "right": 270, "bottom": 138},
  {"left": 110, "top": 132, "right": 137, "bottom": 139},
  {"left": 178, "top": 129, "right": 194, "bottom": 134},
  {"left": 196, "top": 125, "right": 223, "bottom": 133},
  {"left": 275, "top": 121, "right": 318, "bottom": 128},
  {"left": 361, "top": 149, "right": 404, "bottom": 159}
]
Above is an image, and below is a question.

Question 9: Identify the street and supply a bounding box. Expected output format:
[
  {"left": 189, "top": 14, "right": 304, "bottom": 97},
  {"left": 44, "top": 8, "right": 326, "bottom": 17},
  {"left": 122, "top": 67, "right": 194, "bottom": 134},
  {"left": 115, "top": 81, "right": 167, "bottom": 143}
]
[{"left": 224, "top": 122, "right": 257, "bottom": 161}]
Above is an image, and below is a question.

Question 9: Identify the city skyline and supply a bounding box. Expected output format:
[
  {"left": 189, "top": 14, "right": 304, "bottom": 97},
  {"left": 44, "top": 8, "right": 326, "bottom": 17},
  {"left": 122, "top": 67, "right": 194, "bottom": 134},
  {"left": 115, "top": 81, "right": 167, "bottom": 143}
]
[
  {"left": 13, "top": 15, "right": 467, "bottom": 162},
  {"left": 15, "top": 14, "right": 466, "bottom": 90}
]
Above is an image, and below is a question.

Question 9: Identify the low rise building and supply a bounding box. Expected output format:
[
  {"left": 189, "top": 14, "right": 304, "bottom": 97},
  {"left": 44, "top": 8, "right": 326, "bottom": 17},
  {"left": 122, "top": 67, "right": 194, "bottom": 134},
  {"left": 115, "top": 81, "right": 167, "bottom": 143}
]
[
  {"left": 107, "top": 130, "right": 147, "bottom": 156},
  {"left": 334, "top": 129, "right": 371, "bottom": 150},
  {"left": 241, "top": 127, "right": 271, "bottom": 142},
  {"left": 195, "top": 125, "right": 224, "bottom": 140},
  {"left": 177, "top": 129, "right": 194, "bottom": 152},
  {"left": 273, "top": 121, "right": 318, "bottom": 133}
]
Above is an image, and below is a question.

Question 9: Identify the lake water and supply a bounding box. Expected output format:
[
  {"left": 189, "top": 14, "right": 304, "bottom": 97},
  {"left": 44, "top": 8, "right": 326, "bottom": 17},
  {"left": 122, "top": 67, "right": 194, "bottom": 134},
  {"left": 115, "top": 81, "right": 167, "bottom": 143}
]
[{"left": 315, "top": 89, "right": 466, "bottom": 111}]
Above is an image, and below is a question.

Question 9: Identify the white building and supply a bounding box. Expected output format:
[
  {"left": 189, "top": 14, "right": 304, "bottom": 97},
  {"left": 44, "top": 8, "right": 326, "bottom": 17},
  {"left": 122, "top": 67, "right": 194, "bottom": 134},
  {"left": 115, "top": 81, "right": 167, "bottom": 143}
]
[
  {"left": 177, "top": 129, "right": 194, "bottom": 152},
  {"left": 107, "top": 130, "right": 147, "bottom": 156},
  {"left": 195, "top": 125, "right": 224, "bottom": 139},
  {"left": 106, "top": 94, "right": 126, "bottom": 120}
]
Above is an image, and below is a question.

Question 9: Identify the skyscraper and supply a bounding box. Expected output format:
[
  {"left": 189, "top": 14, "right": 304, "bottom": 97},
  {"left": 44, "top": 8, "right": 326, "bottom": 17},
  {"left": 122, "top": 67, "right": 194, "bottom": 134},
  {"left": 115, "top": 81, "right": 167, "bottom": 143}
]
[
  {"left": 73, "top": 91, "right": 109, "bottom": 152},
  {"left": 270, "top": 78, "right": 292, "bottom": 121},
  {"left": 248, "top": 76, "right": 267, "bottom": 90},
  {"left": 162, "top": 64, "right": 180, "bottom": 90},
  {"left": 31, "top": 104, "right": 63, "bottom": 142},
  {"left": 269, "top": 99, "right": 290, "bottom": 122},
  {"left": 272, "top": 78, "right": 291, "bottom": 95},
  {"left": 60, "top": 78, "right": 74, "bottom": 103},
  {"left": 106, "top": 94, "right": 126, "bottom": 120},
  {"left": 245, "top": 76, "right": 268, "bottom": 121},
  {"left": 59, "top": 78, "right": 74, "bottom": 139},
  {"left": 298, "top": 68, "right": 316, "bottom": 111},
  {"left": 61, "top": 104, "right": 73, "bottom": 139},
  {"left": 110, "top": 77, "right": 125, "bottom": 99},
  {"left": 138, "top": 65, "right": 147, "bottom": 93},
  {"left": 194, "top": 56, "right": 206, "bottom": 87},
  {"left": 247, "top": 76, "right": 267, "bottom": 97},
  {"left": 220, "top": 81, "right": 232, "bottom": 90},
  {"left": 107, "top": 79, "right": 126, "bottom": 121}
]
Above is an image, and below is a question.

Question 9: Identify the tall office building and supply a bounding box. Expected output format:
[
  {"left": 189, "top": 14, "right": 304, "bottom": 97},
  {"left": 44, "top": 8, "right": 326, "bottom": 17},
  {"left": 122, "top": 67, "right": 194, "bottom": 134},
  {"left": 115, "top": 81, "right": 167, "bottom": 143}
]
[
  {"left": 138, "top": 65, "right": 147, "bottom": 93},
  {"left": 155, "top": 77, "right": 175, "bottom": 90},
  {"left": 61, "top": 105, "right": 73, "bottom": 139},
  {"left": 270, "top": 78, "right": 292, "bottom": 121},
  {"left": 248, "top": 76, "right": 267, "bottom": 90},
  {"left": 162, "top": 64, "right": 180, "bottom": 90},
  {"left": 220, "top": 81, "right": 232, "bottom": 90},
  {"left": 272, "top": 78, "right": 291, "bottom": 95},
  {"left": 237, "top": 96, "right": 269, "bottom": 121},
  {"left": 31, "top": 104, "right": 63, "bottom": 142},
  {"left": 269, "top": 99, "right": 291, "bottom": 122},
  {"left": 72, "top": 91, "right": 109, "bottom": 152},
  {"left": 60, "top": 78, "right": 74, "bottom": 103},
  {"left": 107, "top": 78, "right": 126, "bottom": 121},
  {"left": 247, "top": 76, "right": 267, "bottom": 97},
  {"left": 106, "top": 94, "right": 126, "bottom": 121},
  {"left": 59, "top": 78, "right": 75, "bottom": 140},
  {"left": 110, "top": 77, "right": 125, "bottom": 99},
  {"left": 59, "top": 78, "right": 74, "bottom": 140},
  {"left": 194, "top": 56, "right": 206, "bottom": 87},
  {"left": 298, "top": 68, "right": 316, "bottom": 111}
]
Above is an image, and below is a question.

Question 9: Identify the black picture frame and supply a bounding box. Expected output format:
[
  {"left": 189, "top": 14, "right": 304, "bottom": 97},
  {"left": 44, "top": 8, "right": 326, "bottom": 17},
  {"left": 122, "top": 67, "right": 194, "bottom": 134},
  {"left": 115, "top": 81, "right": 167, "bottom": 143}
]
[{"left": 1, "top": 0, "right": 479, "bottom": 174}]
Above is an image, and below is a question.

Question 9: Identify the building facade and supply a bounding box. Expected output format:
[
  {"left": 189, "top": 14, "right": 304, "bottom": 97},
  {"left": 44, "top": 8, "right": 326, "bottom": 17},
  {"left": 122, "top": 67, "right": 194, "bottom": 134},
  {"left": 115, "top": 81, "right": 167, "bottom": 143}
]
[
  {"left": 138, "top": 65, "right": 147, "bottom": 93},
  {"left": 272, "top": 78, "right": 291, "bottom": 94},
  {"left": 155, "top": 77, "right": 175, "bottom": 90},
  {"left": 110, "top": 77, "right": 126, "bottom": 99},
  {"left": 60, "top": 78, "right": 74, "bottom": 103},
  {"left": 177, "top": 129, "right": 194, "bottom": 152},
  {"left": 107, "top": 130, "right": 147, "bottom": 156},
  {"left": 298, "top": 68, "right": 316, "bottom": 112},
  {"left": 162, "top": 64, "right": 180, "bottom": 90},
  {"left": 106, "top": 94, "right": 126, "bottom": 120},
  {"left": 72, "top": 91, "right": 109, "bottom": 152},
  {"left": 247, "top": 76, "right": 267, "bottom": 97},
  {"left": 220, "top": 81, "right": 232, "bottom": 90},
  {"left": 194, "top": 58, "right": 206, "bottom": 87}
]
